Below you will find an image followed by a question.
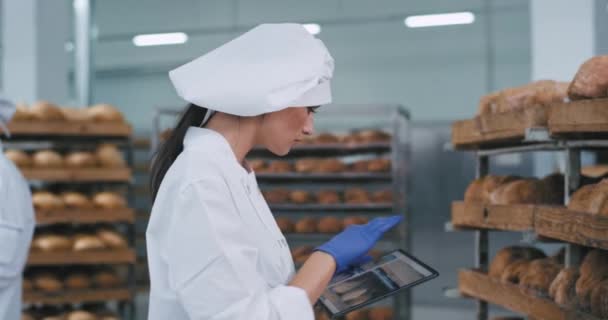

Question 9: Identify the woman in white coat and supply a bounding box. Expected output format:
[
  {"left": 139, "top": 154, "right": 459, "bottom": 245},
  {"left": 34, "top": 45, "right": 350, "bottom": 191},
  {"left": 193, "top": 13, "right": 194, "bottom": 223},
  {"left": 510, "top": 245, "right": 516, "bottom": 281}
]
[
  {"left": 146, "top": 23, "right": 401, "bottom": 320},
  {"left": 0, "top": 98, "right": 35, "bottom": 319}
]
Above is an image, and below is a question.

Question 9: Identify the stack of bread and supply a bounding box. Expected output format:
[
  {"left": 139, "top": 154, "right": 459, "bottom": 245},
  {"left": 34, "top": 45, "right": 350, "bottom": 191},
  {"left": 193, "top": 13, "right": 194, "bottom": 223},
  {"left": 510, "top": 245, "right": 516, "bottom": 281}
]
[
  {"left": 30, "top": 226, "right": 128, "bottom": 253},
  {"left": 32, "top": 191, "right": 127, "bottom": 211},
  {"left": 24, "top": 267, "right": 123, "bottom": 293},
  {"left": 254, "top": 158, "right": 391, "bottom": 174},
  {"left": 300, "top": 130, "right": 391, "bottom": 145},
  {"left": 276, "top": 216, "right": 370, "bottom": 234},
  {"left": 12, "top": 101, "right": 125, "bottom": 123},
  {"left": 4, "top": 144, "right": 126, "bottom": 169},
  {"left": 263, "top": 189, "right": 392, "bottom": 205},
  {"left": 464, "top": 173, "right": 564, "bottom": 205},
  {"left": 477, "top": 80, "right": 569, "bottom": 116}
]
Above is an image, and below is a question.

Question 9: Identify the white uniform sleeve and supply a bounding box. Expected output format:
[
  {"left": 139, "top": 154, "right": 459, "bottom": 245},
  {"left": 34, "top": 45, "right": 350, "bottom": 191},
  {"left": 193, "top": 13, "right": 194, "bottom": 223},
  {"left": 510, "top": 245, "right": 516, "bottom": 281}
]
[{"left": 162, "top": 179, "right": 314, "bottom": 320}]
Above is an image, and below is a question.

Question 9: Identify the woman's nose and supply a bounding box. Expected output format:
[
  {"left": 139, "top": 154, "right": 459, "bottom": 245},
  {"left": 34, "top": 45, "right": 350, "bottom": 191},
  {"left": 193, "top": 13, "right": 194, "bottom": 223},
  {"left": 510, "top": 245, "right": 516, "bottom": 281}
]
[{"left": 302, "top": 116, "right": 314, "bottom": 136}]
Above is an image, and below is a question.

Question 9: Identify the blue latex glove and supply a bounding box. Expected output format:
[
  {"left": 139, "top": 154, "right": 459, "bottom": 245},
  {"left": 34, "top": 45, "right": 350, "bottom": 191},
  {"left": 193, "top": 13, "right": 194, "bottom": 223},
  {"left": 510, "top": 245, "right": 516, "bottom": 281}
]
[{"left": 315, "top": 215, "right": 402, "bottom": 273}]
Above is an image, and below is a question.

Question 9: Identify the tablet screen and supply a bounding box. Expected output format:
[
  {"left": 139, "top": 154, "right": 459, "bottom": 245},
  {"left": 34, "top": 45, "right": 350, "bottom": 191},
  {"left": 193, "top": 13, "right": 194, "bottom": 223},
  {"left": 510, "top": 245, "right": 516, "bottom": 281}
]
[{"left": 318, "top": 249, "right": 438, "bottom": 317}]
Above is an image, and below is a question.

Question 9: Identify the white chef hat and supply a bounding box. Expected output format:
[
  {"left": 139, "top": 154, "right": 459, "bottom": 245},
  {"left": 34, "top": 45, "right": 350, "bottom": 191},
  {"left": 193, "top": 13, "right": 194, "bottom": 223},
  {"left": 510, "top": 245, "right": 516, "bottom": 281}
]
[
  {"left": 169, "top": 23, "right": 334, "bottom": 123},
  {"left": 0, "top": 96, "right": 15, "bottom": 136}
]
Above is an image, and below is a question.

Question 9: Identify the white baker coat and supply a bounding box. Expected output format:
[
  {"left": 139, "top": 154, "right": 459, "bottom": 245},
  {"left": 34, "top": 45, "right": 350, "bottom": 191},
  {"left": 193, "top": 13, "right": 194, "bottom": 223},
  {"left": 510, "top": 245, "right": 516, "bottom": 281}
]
[
  {"left": 0, "top": 140, "right": 35, "bottom": 320},
  {"left": 146, "top": 127, "right": 314, "bottom": 320}
]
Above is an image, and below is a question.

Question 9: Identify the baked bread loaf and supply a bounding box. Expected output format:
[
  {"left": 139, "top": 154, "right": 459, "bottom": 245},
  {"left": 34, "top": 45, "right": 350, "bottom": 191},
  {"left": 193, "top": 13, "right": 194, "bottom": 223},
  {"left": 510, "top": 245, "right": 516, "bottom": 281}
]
[
  {"left": 72, "top": 235, "right": 106, "bottom": 251},
  {"left": 93, "top": 270, "right": 122, "bottom": 288},
  {"left": 32, "top": 234, "right": 73, "bottom": 252},
  {"left": 577, "top": 249, "right": 608, "bottom": 309},
  {"left": 568, "top": 183, "right": 598, "bottom": 212},
  {"left": 65, "top": 310, "right": 98, "bottom": 320},
  {"left": 289, "top": 190, "right": 312, "bottom": 204},
  {"left": 317, "top": 217, "right": 342, "bottom": 233},
  {"left": 267, "top": 160, "right": 293, "bottom": 173},
  {"left": 343, "top": 216, "right": 369, "bottom": 228},
  {"left": 367, "top": 159, "right": 391, "bottom": 172},
  {"left": 275, "top": 217, "right": 294, "bottom": 233},
  {"left": 4, "top": 150, "right": 32, "bottom": 167},
  {"left": 350, "top": 160, "right": 369, "bottom": 172},
  {"left": 357, "top": 130, "right": 391, "bottom": 143},
  {"left": 87, "top": 104, "right": 124, "bottom": 122},
  {"left": 549, "top": 267, "right": 579, "bottom": 306},
  {"left": 316, "top": 190, "right": 340, "bottom": 204},
  {"left": 33, "top": 192, "right": 65, "bottom": 210},
  {"left": 262, "top": 189, "right": 289, "bottom": 204},
  {"left": 344, "top": 188, "right": 370, "bottom": 204},
  {"left": 30, "top": 101, "right": 65, "bottom": 121},
  {"left": 314, "top": 133, "right": 340, "bottom": 144},
  {"left": 294, "top": 159, "right": 318, "bottom": 173},
  {"left": 32, "top": 150, "right": 64, "bottom": 168},
  {"left": 591, "top": 280, "right": 608, "bottom": 318},
  {"left": 481, "top": 176, "right": 520, "bottom": 203},
  {"left": 489, "top": 179, "right": 546, "bottom": 205},
  {"left": 367, "top": 307, "right": 393, "bottom": 320},
  {"left": 489, "top": 246, "right": 546, "bottom": 278},
  {"left": 65, "top": 151, "right": 98, "bottom": 168},
  {"left": 95, "top": 144, "right": 125, "bottom": 168},
  {"left": 294, "top": 218, "right": 317, "bottom": 233},
  {"left": 61, "top": 192, "right": 93, "bottom": 209},
  {"left": 568, "top": 55, "right": 608, "bottom": 100},
  {"left": 317, "top": 159, "right": 346, "bottom": 173},
  {"left": 501, "top": 260, "right": 530, "bottom": 284},
  {"left": 464, "top": 178, "right": 485, "bottom": 203},
  {"left": 519, "top": 258, "right": 562, "bottom": 295},
  {"left": 372, "top": 190, "right": 393, "bottom": 203},
  {"left": 582, "top": 165, "right": 608, "bottom": 178},
  {"left": 92, "top": 192, "right": 127, "bottom": 209},
  {"left": 65, "top": 272, "right": 92, "bottom": 290},
  {"left": 12, "top": 103, "right": 33, "bottom": 121},
  {"left": 61, "top": 107, "right": 93, "bottom": 122},
  {"left": 96, "top": 229, "right": 128, "bottom": 249},
  {"left": 248, "top": 159, "right": 266, "bottom": 172},
  {"left": 33, "top": 273, "right": 63, "bottom": 293},
  {"left": 478, "top": 80, "right": 568, "bottom": 115}
]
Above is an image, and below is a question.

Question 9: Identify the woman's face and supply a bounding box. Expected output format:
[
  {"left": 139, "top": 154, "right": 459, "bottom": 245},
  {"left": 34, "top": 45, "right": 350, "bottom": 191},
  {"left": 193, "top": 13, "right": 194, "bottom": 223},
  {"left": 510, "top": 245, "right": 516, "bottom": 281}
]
[{"left": 257, "top": 106, "right": 316, "bottom": 156}]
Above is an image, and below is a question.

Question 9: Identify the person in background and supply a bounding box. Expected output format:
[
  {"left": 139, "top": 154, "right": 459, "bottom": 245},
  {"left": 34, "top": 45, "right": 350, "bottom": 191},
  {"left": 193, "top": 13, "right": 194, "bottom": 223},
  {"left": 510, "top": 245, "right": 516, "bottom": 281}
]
[{"left": 0, "top": 97, "right": 35, "bottom": 319}]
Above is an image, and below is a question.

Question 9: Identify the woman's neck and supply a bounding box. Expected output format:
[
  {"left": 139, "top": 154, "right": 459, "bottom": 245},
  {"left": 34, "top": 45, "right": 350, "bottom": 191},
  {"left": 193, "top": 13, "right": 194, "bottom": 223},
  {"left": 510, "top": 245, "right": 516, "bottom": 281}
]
[{"left": 204, "top": 113, "right": 259, "bottom": 169}]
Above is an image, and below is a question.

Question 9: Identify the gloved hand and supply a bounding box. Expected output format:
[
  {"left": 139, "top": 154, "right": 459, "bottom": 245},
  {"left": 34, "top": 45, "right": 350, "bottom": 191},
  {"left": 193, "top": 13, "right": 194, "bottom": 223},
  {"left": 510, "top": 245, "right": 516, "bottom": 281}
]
[{"left": 315, "top": 215, "right": 402, "bottom": 273}]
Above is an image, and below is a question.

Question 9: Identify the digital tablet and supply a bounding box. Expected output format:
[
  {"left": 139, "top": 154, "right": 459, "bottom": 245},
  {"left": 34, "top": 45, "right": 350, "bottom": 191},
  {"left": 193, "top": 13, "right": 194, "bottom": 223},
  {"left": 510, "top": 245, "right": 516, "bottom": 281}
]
[{"left": 317, "top": 249, "right": 438, "bottom": 319}]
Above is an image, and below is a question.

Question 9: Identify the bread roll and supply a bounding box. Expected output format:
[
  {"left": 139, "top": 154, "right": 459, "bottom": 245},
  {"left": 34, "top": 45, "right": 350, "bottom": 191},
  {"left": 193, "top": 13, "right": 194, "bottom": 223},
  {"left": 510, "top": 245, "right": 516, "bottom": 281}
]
[
  {"left": 314, "top": 133, "right": 340, "bottom": 144},
  {"left": 344, "top": 188, "right": 370, "bottom": 204},
  {"left": 65, "top": 152, "right": 98, "bottom": 168},
  {"left": 372, "top": 190, "right": 393, "bottom": 203},
  {"left": 72, "top": 235, "right": 106, "bottom": 251},
  {"left": 32, "top": 150, "right": 64, "bottom": 168},
  {"left": 316, "top": 190, "right": 340, "bottom": 204},
  {"left": 582, "top": 165, "right": 608, "bottom": 178},
  {"left": 33, "top": 273, "right": 63, "bottom": 293},
  {"left": 344, "top": 309, "right": 368, "bottom": 320},
  {"left": 549, "top": 267, "right": 579, "bottom": 306},
  {"left": 481, "top": 176, "right": 520, "bottom": 203},
  {"left": 66, "top": 310, "right": 98, "bottom": 320},
  {"left": 357, "top": 130, "right": 391, "bottom": 143},
  {"left": 61, "top": 192, "right": 93, "bottom": 209},
  {"left": 262, "top": 189, "right": 289, "bottom": 204},
  {"left": 500, "top": 260, "right": 530, "bottom": 284},
  {"left": 350, "top": 160, "right": 369, "bottom": 172},
  {"left": 577, "top": 250, "right": 608, "bottom": 308},
  {"left": 65, "top": 272, "right": 92, "bottom": 290},
  {"left": 368, "top": 307, "right": 393, "bottom": 320},
  {"left": 32, "top": 234, "right": 73, "bottom": 252},
  {"left": 4, "top": 150, "right": 32, "bottom": 167},
  {"left": 568, "top": 183, "right": 598, "bottom": 212},
  {"left": 568, "top": 55, "right": 608, "bottom": 100},
  {"left": 275, "top": 217, "right": 294, "bottom": 233},
  {"left": 343, "top": 216, "right": 369, "bottom": 228},
  {"left": 96, "top": 229, "right": 128, "bottom": 249},
  {"left": 12, "top": 103, "right": 33, "bottom": 121},
  {"left": 267, "top": 160, "right": 292, "bottom": 173},
  {"left": 92, "top": 192, "right": 127, "bottom": 209},
  {"left": 294, "top": 218, "right": 317, "bottom": 233},
  {"left": 30, "top": 101, "right": 65, "bottom": 121},
  {"left": 591, "top": 280, "right": 608, "bottom": 318},
  {"left": 22, "top": 278, "right": 33, "bottom": 291},
  {"left": 87, "top": 104, "right": 124, "bottom": 122},
  {"left": 95, "top": 144, "right": 126, "bottom": 168},
  {"left": 489, "top": 246, "right": 546, "bottom": 278},
  {"left": 294, "top": 159, "right": 318, "bottom": 173},
  {"left": 478, "top": 91, "right": 501, "bottom": 114},
  {"left": 248, "top": 159, "right": 266, "bottom": 172},
  {"left": 367, "top": 159, "right": 391, "bottom": 172},
  {"left": 519, "top": 258, "right": 562, "bottom": 294},
  {"left": 93, "top": 270, "right": 122, "bottom": 288},
  {"left": 289, "top": 190, "right": 312, "bottom": 204},
  {"left": 317, "top": 217, "right": 342, "bottom": 233},
  {"left": 318, "top": 159, "right": 346, "bottom": 173},
  {"left": 61, "top": 107, "right": 93, "bottom": 122},
  {"left": 489, "top": 179, "right": 547, "bottom": 205},
  {"left": 33, "top": 191, "right": 65, "bottom": 210}
]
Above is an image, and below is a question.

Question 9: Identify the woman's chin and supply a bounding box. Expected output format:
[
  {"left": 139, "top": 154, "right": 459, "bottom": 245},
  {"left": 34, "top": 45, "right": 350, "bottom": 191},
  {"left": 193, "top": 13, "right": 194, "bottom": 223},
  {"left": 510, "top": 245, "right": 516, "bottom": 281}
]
[{"left": 267, "top": 145, "right": 291, "bottom": 156}]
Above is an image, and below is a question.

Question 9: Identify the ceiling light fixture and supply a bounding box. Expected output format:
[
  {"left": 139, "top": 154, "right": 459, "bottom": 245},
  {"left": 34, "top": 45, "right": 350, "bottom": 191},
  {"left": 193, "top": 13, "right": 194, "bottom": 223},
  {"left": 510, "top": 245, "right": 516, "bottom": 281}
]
[
  {"left": 133, "top": 32, "right": 188, "bottom": 47},
  {"left": 404, "top": 12, "right": 475, "bottom": 28}
]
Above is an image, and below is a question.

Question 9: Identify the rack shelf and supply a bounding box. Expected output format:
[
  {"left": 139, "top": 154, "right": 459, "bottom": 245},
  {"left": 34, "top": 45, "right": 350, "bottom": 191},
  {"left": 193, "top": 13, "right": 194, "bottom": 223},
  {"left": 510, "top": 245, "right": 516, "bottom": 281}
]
[
  {"left": 256, "top": 172, "right": 391, "bottom": 182},
  {"left": 250, "top": 142, "right": 391, "bottom": 157},
  {"left": 27, "top": 249, "right": 136, "bottom": 266},
  {"left": 451, "top": 202, "right": 535, "bottom": 232},
  {"left": 459, "top": 269, "right": 601, "bottom": 320},
  {"left": 270, "top": 203, "right": 393, "bottom": 212},
  {"left": 21, "top": 167, "right": 132, "bottom": 182},
  {"left": 535, "top": 206, "right": 608, "bottom": 250},
  {"left": 8, "top": 121, "right": 132, "bottom": 137},
  {"left": 23, "top": 288, "right": 132, "bottom": 304},
  {"left": 36, "top": 208, "right": 136, "bottom": 225}
]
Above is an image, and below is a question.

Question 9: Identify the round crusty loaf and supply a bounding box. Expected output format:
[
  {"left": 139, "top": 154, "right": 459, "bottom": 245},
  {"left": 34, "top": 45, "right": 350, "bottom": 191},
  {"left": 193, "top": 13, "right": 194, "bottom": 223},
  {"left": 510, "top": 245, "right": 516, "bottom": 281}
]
[
  {"left": 489, "top": 246, "right": 546, "bottom": 279},
  {"left": 464, "top": 178, "right": 485, "bottom": 203},
  {"left": 350, "top": 160, "right": 369, "bottom": 172},
  {"left": 519, "top": 259, "right": 562, "bottom": 295},
  {"left": 367, "top": 158, "right": 391, "bottom": 172},
  {"left": 357, "top": 130, "right": 391, "bottom": 143},
  {"left": 248, "top": 159, "right": 266, "bottom": 172},
  {"left": 93, "top": 270, "right": 122, "bottom": 288},
  {"left": 316, "top": 190, "right": 340, "bottom": 204},
  {"left": 501, "top": 260, "right": 530, "bottom": 284},
  {"left": 294, "top": 159, "right": 318, "bottom": 173},
  {"left": 294, "top": 218, "right": 317, "bottom": 233},
  {"left": 30, "top": 101, "right": 65, "bottom": 121},
  {"left": 22, "top": 277, "right": 33, "bottom": 291},
  {"left": 96, "top": 229, "right": 128, "bottom": 249},
  {"left": 32, "top": 234, "right": 73, "bottom": 252},
  {"left": 32, "top": 192, "right": 65, "bottom": 210},
  {"left": 66, "top": 310, "right": 98, "bottom": 320},
  {"left": 65, "top": 151, "right": 98, "bottom": 168},
  {"left": 317, "top": 216, "right": 343, "bottom": 234},
  {"left": 314, "top": 133, "right": 340, "bottom": 144},
  {"left": 489, "top": 179, "right": 547, "bottom": 205},
  {"left": 568, "top": 55, "right": 608, "bottom": 100},
  {"left": 32, "top": 150, "right": 64, "bottom": 168},
  {"left": 288, "top": 190, "right": 311, "bottom": 204},
  {"left": 61, "top": 192, "right": 93, "bottom": 209},
  {"left": 267, "top": 160, "right": 292, "bottom": 173},
  {"left": 275, "top": 217, "right": 294, "bottom": 233},
  {"left": 87, "top": 104, "right": 124, "bottom": 123},
  {"left": 4, "top": 150, "right": 32, "bottom": 167},
  {"left": 92, "top": 192, "right": 127, "bottom": 209},
  {"left": 61, "top": 107, "right": 93, "bottom": 122},
  {"left": 576, "top": 250, "right": 608, "bottom": 309},
  {"left": 12, "top": 103, "right": 33, "bottom": 121},
  {"left": 72, "top": 235, "right": 106, "bottom": 252},
  {"left": 481, "top": 176, "right": 520, "bottom": 203},
  {"left": 95, "top": 144, "right": 125, "bottom": 168},
  {"left": 33, "top": 273, "right": 63, "bottom": 293},
  {"left": 549, "top": 267, "right": 580, "bottom": 307},
  {"left": 344, "top": 188, "right": 370, "bottom": 204},
  {"left": 317, "top": 159, "right": 346, "bottom": 173},
  {"left": 65, "top": 272, "right": 92, "bottom": 290},
  {"left": 372, "top": 190, "right": 393, "bottom": 203},
  {"left": 262, "top": 189, "right": 289, "bottom": 204},
  {"left": 591, "top": 280, "right": 608, "bottom": 318}
]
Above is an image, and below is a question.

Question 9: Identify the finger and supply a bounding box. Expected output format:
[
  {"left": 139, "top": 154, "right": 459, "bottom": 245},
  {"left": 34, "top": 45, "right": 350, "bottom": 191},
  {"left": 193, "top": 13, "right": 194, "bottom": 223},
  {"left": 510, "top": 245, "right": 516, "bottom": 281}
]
[{"left": 371, "top": 215, "right": 402, "bottom": 234}]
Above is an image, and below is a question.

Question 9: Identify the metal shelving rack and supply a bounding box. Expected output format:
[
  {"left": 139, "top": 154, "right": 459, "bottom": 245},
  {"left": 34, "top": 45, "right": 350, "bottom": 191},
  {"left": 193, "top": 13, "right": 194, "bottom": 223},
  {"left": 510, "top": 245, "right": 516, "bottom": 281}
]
[
  {"left": 151, "top": 104, "right": 412, "bottom": 320},
  {"left": 447, "top": 127, "right": 607, "bottom": 320},
  {"left": 2, "top": 125, "right": 137, "bottom": 320}
]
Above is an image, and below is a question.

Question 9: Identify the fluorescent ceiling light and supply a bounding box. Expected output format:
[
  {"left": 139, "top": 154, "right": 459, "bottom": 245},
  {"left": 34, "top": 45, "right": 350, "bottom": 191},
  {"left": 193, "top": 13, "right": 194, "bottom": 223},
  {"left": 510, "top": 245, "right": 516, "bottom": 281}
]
[
  {"left": 133, "top": 32, "right": 188, "bottom": 47},
  {"left": 303, "top": 23, "right": 321, "bottom": 35},
  {"left": 404, "top": 12, "right": 475, "bottom": 28}
]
